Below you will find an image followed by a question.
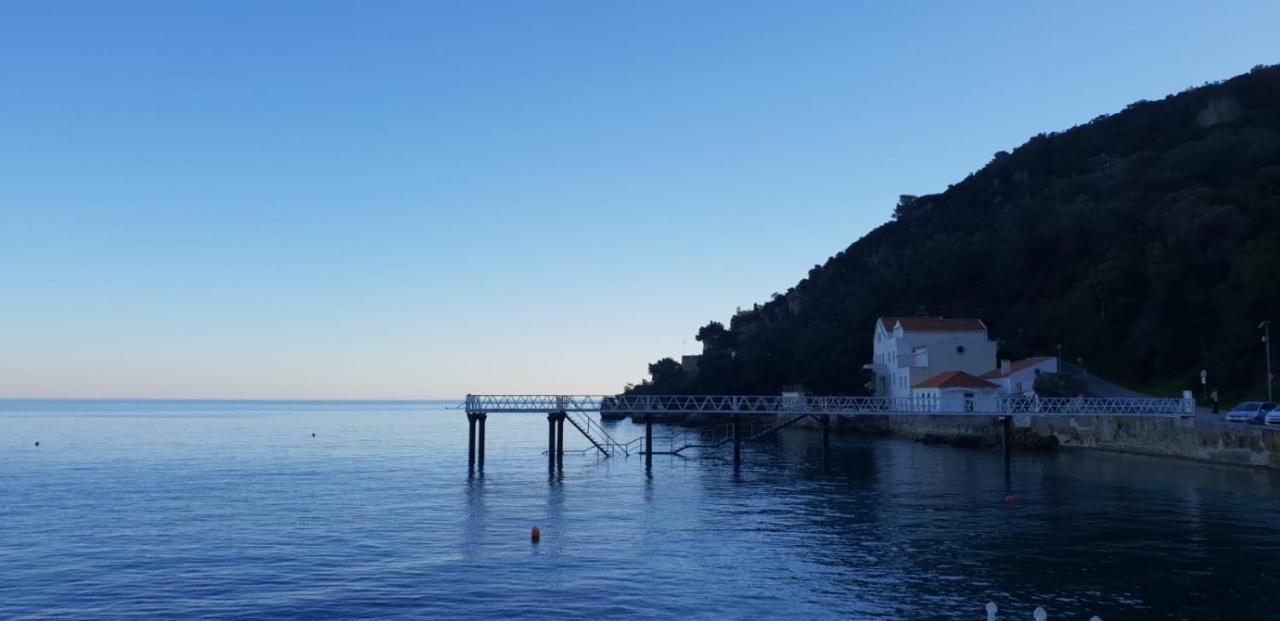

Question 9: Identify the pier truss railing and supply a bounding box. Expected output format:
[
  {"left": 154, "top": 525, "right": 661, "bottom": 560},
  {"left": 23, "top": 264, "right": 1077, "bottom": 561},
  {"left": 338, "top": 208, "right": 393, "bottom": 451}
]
[{"left": 464, "top": 394, "right": 1194, "bottom": 418}]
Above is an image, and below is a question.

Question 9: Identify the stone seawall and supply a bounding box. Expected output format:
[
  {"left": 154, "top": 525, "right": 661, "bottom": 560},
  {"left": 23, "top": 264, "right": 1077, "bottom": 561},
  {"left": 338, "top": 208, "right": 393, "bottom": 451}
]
[{"left": 818, "top": 414, "right": 1280, "bottom": 469}]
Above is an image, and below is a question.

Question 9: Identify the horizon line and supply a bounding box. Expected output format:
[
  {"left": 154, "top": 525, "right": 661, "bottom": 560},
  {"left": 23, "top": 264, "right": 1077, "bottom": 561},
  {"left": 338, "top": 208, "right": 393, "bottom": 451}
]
[{"left": 0, "top": 397, "right": 467, "bottom": 402}]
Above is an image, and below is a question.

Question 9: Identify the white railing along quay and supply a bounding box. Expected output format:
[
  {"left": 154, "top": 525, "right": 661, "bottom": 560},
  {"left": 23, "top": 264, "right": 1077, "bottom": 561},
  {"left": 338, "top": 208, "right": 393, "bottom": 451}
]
[{"left": 464, "top": 394, "right": 1194, "bottom": 419}]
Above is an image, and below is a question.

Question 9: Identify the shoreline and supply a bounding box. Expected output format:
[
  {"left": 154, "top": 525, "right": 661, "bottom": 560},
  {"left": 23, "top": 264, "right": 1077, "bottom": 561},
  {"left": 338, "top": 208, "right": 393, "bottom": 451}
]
[
  {"left": 618, "top": 412, "right": 1280, "bottom": 470},
  {"left": 848, "top": 414, "right": 1280, "bottom": 470}
]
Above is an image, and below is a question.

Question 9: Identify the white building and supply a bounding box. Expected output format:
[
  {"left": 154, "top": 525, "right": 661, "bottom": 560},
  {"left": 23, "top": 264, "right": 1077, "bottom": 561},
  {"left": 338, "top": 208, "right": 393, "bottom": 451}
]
[
  {"left": 868, "top": 317, "right": 997, "bottom": 398},
  {"left": 909, "top": 370, "right": 1001, "bottom": 412},
  {"left": 979, "top": 356, "right": 1058, "bottom": 396}
]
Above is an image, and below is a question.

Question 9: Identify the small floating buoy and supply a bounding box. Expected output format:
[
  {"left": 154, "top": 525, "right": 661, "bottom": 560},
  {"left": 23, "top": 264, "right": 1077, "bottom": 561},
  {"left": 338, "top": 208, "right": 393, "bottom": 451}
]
[
  {"left": 35, "top": 441, "right": 40, "bottom": 447},
  {"left": 1004, "top": 495, "right": 1015, "bottom": 503},
  {"left": 311, "top": 433, "right": 316, "bottom": 437},
  {"left": 531, "top": 526, "right": 541, "bottom": 543}
]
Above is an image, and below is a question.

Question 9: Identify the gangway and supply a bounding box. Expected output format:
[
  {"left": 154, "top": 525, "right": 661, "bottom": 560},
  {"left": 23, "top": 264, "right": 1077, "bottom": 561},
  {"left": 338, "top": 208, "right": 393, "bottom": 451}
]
[{"left": 463, "top": 393, "right": 1195, "bottom": 471}]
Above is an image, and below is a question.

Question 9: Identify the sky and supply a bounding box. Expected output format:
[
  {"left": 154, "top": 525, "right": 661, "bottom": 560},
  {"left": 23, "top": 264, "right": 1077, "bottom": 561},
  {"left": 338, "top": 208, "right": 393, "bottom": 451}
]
[{"left": 2, "top": 1, "right": 1279, "bottom": 399}]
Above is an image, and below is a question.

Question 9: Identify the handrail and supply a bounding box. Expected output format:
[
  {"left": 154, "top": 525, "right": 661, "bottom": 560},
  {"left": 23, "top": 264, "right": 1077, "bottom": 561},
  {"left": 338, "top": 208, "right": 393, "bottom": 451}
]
[
  {"left": 668, "top": 424, "right": 732, "bottom": 452},
  {"left": 465, "top": 393, "right": 1193, "bottom": 418},
  {"left": 563, "top": 413, "right": 610, "bottom": 456},
  {"left": 563, "top": 410, "right": 630, "bottom": 457},
  {"left": 584, "top": 412, "right": 628, "bottom": 456},
  {"left": 745, "top": 414, "right": 811, "bottom": 441}
]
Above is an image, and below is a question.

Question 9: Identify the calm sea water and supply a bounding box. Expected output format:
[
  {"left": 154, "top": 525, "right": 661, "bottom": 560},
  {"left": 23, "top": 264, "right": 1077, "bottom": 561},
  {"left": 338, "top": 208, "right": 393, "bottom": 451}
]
[{"left": 3, "top": 400, "right": 1280, "bottom": 620}]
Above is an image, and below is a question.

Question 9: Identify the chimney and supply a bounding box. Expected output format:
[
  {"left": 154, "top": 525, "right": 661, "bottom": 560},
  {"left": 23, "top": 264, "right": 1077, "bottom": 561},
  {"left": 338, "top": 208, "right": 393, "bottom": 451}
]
[{"left": 1000, "top": 359, "right": 1012, "bottom": 375}]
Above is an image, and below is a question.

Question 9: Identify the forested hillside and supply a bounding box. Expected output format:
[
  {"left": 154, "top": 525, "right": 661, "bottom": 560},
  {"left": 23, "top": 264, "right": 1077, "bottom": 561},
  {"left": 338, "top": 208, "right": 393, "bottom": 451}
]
[{"left": 627, "top": 64, "right": 1280, "bottom": 398}]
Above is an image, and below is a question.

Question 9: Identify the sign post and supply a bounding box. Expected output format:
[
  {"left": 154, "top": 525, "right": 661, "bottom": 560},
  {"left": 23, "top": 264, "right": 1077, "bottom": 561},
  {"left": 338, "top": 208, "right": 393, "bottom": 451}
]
[{"left": 1262, "top": 321, "right": 1273, "bottom": 403}]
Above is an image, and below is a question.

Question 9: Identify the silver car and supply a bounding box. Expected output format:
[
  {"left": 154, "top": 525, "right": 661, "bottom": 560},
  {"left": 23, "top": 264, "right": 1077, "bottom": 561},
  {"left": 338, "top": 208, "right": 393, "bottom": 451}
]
[
  {"left": 1264, "top": 405, "right": 1280, "bottom": 427},
  {"left": 1225, "top": 401, "right": 1276, "bottom": 424}
]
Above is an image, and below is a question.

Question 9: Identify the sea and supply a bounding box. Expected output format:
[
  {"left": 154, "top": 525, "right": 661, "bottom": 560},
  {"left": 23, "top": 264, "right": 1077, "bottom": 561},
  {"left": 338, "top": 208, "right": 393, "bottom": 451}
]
[{"left": 3, "top": 400, "right": 1280, "bottom": 620}]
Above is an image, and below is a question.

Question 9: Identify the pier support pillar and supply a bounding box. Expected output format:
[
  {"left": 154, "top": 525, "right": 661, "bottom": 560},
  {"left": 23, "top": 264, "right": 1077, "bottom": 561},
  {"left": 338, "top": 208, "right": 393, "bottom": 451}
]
[
  {"left": 547, "top": 413, "right": 557, "bottom": 466},
  {"left": 732, "top": 415, "right": 741, "bottom": 468},
  {"left": 1000, "top": 416, "right": 1011, "bottom": 463},
  {"left": 820, "top": 414, "right": 830, "bottom": 472},
  {"left": 644, "top": 415, "right": 653, "bottom": 469},
  {"left": 556, "top": 411, "right": 566, "bottom": 464},
  {"left": 468, "top": 413, "right": 478, "bottom": 469},
  {"left": 476, "top": 412, "right": 487, "bottom": 470}
]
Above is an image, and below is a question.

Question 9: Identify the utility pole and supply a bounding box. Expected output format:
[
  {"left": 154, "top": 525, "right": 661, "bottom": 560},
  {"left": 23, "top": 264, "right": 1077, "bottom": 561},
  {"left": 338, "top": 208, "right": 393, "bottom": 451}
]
[
  {"left": 1056, "top": 344, "right": 1062, "bottom": 371},
  {"left": 1262, "top": 321, "right": 1274, "bottom": 402}
]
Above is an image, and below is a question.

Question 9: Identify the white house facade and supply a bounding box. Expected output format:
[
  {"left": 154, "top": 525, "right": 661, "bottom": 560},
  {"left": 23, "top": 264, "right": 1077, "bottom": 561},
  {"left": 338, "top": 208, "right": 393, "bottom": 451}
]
[{"left": 868, "top": 317, "right": 998, "bottom": 399}]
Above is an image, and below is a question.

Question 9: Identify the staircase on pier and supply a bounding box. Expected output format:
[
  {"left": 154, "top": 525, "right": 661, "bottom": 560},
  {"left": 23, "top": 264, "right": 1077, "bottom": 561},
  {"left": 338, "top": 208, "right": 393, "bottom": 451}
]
[{"left": 563, "top": 410, "right": 629, "bottom": 457}]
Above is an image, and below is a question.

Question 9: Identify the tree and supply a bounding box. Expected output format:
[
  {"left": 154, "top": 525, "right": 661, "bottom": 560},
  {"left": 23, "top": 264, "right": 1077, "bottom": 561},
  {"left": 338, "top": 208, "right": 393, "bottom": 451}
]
[
  {"left": 647, "top": 358, "right": 684, "bottom": 391},
  {"left": 892, "top": 194, "right": 920, "bottom": 220},
  {"left": 695, "top": 321, "right": 733, "bottom": 352}
]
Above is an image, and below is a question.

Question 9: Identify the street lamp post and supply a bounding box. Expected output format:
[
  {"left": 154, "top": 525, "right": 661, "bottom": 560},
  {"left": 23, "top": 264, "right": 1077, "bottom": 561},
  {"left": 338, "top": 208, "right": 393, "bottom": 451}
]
[{"left": 1262, "top": 321, "right": 1273, "bottom": 402}]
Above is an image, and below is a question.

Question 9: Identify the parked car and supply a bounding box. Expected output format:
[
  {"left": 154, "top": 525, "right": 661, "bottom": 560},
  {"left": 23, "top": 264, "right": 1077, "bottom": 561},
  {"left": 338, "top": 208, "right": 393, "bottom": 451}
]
[
  {"left": 1224, "top": 401, "right": 1276, "bottom": 424},
  {"left": 1264, "top": 406, "right": 1280, "bottom": 427}
]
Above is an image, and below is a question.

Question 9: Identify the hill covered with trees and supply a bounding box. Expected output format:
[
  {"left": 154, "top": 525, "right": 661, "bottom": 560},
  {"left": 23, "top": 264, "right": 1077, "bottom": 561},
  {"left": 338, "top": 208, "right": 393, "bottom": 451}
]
[{"left": 627, "top": 64, "right": 1280, "bottom": 399}]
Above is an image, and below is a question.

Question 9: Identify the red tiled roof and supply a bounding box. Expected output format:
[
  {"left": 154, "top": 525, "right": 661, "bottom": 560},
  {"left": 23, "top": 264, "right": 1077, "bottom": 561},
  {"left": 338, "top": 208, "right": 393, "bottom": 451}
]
[
  {"left": 912, "top": 370, "right": 998, "bottom": 389},
  {"left": 980, "top": 356, "right": 1055, "bottom": 379},
  {"left": 879, "top": 317, "right": 986, "bottom": 333}
]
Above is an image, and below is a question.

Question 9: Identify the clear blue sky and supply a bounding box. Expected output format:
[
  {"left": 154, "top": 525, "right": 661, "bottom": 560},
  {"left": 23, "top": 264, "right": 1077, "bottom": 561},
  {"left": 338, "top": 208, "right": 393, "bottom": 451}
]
[{"left": 2, "top": 1, "right": 1278, "bottom": 399}]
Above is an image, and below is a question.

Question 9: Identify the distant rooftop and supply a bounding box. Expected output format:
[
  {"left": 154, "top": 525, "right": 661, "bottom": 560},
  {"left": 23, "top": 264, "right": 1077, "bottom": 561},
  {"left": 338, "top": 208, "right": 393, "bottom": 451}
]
[
  {"left": 980, "top": 356, "right": 1055, "bottom": 379},
  {"left": 912, "top": 370, "right": 998, "bottom": 390},
  {"left": 879, "top": 317, "right": 986, "bottom": 333}
]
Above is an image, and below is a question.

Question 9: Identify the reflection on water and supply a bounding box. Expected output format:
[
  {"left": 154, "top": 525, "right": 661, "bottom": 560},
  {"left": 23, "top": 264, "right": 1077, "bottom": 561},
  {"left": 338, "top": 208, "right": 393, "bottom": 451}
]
[
  {"left": 3, "top": 400, "right": 1279, "bottom": 620},
  {"left": 462, "top": 473, "right": 487, "bottom": 562}
]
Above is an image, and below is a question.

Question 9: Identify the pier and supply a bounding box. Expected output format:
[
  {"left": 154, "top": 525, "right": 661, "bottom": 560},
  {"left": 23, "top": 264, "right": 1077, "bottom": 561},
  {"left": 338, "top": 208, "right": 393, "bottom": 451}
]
[{"left": 463, "top": 393, "right": 1194, "bottom": 471}]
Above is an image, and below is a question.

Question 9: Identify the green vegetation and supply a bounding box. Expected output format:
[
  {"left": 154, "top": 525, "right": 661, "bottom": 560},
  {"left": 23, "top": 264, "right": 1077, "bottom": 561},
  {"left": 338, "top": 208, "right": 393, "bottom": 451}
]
[
  {"left": 625, "top": 64, "right": 1280, "bottom": 399},
  {"left": 1032, "top": 373, "right": 1087, "bottom": 399}
]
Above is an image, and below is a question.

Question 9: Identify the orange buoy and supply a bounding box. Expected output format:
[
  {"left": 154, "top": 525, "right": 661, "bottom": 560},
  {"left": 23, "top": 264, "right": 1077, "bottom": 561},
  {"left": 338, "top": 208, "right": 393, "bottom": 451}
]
[
  {"left": 1004, "top": 495, "right": 1015, "bottom": 503},
  {"left": 531, "top": 526, "right": 541, "bottom": 543}
]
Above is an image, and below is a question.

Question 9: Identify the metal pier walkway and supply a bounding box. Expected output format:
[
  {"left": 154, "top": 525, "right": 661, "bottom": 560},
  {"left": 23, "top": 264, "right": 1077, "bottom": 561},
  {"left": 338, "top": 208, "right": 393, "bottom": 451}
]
[{"left": 462, "top": 393, "right": 1194, "bottom": 471}]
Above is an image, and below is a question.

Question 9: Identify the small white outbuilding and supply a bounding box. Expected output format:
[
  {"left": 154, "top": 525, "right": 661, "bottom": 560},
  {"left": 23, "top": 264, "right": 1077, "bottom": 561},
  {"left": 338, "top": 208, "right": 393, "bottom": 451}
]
[{"left": 910, "top": 370, "right": 1001, "bottom": 412}]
